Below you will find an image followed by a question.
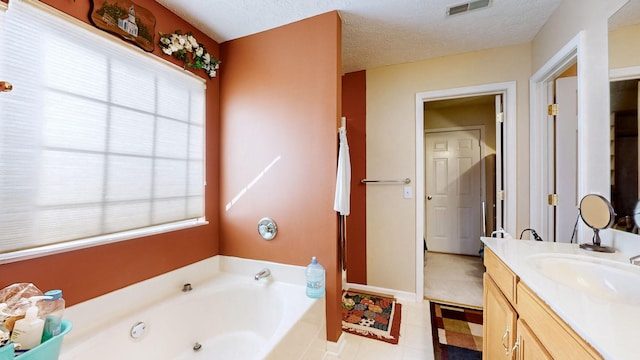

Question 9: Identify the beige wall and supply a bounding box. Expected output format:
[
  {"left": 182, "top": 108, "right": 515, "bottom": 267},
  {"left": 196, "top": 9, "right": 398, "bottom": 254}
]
[
  {"left": 365, "top": 43, "right": 531, "bottom": 292},
  {"left": 609, "top": 23, "right": 640, "bottom": 70}
]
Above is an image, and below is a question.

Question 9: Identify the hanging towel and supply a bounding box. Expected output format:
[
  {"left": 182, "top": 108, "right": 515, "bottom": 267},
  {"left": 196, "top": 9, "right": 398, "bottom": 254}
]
[{"left": 334, "top": 126, "right": 351, "bottom": 216}]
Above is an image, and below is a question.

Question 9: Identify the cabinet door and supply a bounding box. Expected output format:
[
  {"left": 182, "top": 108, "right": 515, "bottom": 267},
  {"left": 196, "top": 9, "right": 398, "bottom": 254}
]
[
  {"left": 483, "top": 273, "right": 517, "bottom": 360},
  {"left": 516, "top": 319, "right": 552, "bottom": 360}
]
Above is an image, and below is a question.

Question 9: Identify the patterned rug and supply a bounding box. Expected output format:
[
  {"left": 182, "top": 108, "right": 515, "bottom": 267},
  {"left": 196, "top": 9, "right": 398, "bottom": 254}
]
[
  {"left": 430, "top": 301, "right": 483, "bottom": 360},
  {"left": 341, "top": 290, "right": 402, "bottom": 344}
]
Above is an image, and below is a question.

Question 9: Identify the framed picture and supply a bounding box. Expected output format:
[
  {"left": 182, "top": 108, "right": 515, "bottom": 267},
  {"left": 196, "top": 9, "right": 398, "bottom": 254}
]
[{"left": 89, "top": 0, "right": 156, "bottom": 52}]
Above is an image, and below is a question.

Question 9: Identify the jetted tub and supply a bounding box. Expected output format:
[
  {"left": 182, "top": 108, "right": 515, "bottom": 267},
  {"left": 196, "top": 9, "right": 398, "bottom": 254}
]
[{"left": 59, "top": 256, "right": 326, "bottom": 360}]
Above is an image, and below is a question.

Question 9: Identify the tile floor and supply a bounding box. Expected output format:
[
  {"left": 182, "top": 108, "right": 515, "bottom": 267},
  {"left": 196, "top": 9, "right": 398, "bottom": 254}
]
[
  {"left": 324, "top": 299, "right": 434, "bottom": 360},
  {"left": 326, "top": 252, "right": 484, "bottom": 359}
]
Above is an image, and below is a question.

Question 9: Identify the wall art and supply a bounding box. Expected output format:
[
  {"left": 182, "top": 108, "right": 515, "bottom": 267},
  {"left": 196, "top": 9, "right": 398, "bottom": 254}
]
[{"left": 89, "top": 0, "right": 155, "bottom": 52}]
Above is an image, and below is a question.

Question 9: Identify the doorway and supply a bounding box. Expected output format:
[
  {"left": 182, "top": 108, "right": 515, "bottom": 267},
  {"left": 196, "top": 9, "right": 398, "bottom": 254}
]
[
  {"left": 530, "top": 33, "right": 581, "bottom": 242},
  {"left": 549, "top": 74, "right": 579, "bottom": 243},
  {"left": 415, "top": 81, "right": 517, "bottom": 301}
]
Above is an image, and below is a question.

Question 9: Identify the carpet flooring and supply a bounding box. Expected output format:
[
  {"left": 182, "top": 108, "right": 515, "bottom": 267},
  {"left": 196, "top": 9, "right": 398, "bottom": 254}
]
[{"left": 424, "top": 252, "right": 484, "bottom": 308}]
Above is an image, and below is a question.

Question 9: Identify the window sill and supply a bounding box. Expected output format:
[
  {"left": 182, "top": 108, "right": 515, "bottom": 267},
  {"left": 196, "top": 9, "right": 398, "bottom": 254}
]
[{"left": 0, "top": 218, "right": 208, "bottom": 265}]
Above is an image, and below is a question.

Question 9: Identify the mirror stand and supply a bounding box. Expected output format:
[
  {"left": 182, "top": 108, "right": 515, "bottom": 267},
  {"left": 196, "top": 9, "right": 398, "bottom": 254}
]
[
  {"left": 579, "top": 228, "right": 615, "bottom": 253},
  {"left": 578, "top": 194, "right": 616, "bottom": 253}
]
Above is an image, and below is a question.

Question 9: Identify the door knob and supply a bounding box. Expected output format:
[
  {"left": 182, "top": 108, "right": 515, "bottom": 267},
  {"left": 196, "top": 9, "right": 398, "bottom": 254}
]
[{"left": 427, "top": 196, "right": 433, "bottom": 200}]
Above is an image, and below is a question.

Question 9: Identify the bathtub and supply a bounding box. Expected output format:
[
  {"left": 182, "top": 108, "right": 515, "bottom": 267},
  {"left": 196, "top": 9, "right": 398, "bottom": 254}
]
[{"left": 59, "top": 256, "right": 326, "bottom": 360}]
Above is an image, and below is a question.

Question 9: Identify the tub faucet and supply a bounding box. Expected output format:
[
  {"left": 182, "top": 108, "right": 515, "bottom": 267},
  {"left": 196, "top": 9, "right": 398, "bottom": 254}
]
[
  {"left": 254, "top": 268, "right": 271, "bottom": 280},
  {"left": 630, "top": 255, "right": 640, "bottom": 266}
]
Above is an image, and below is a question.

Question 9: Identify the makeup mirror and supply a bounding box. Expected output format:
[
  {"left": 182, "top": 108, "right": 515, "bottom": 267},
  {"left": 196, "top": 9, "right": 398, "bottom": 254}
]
[{"left": 579, "top": 194, "right": 616, "bottom": 253}]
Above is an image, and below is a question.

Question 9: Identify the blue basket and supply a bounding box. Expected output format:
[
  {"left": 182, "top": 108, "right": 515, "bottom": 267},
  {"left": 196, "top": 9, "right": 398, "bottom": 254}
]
[{"left": 0, "top": 320, "right": 72, "bottom": 360}]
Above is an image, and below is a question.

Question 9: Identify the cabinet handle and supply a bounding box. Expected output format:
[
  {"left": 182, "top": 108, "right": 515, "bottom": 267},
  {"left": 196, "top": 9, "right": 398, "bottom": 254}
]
[
  {"left": 511, "top": 337, "right": 520, "bottom": 355},
  {"left": 501, "top": 328, "right": 520, "bottom": 357},
  {"left": 501, "top": 328, "right": 510, "bottom": 355}
]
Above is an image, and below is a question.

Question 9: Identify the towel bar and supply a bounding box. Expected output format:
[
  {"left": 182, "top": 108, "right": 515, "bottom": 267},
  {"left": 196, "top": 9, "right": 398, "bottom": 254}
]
[{"left": 360, "top": 178, "right": 411, "bottom": 184}]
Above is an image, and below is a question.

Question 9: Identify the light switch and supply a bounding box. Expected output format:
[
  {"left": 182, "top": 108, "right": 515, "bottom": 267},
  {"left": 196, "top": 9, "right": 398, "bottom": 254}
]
[{"left": 403, "top": 185, "right": 413, "bottom": 199}]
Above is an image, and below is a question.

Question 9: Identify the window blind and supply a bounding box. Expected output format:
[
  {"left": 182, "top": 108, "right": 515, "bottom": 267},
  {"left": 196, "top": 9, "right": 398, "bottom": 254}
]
[{"left": 0, "top": 0, "right": 206, "bottom": 261}]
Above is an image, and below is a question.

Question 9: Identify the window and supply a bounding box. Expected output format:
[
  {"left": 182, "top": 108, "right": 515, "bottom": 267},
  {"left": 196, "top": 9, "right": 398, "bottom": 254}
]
[{"left": 0, "top": 0, "right": 206, "bottom": 262}]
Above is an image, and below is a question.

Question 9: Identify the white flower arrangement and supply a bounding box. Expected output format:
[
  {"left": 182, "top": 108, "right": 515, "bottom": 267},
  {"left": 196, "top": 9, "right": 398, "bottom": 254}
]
[{"left": 159, "top": 30, "right": 221, "bottom": 78}]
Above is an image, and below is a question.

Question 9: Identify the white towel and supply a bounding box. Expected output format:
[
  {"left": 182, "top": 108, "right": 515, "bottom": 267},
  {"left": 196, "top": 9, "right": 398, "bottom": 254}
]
[{"left": 334, "top": 127, "right": 351, "bottom": 215}]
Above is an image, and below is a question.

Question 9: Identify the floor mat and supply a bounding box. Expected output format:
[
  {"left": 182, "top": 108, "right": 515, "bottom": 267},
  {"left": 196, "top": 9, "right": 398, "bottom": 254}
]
[
  {"left": 430, "top": 301, "right": 483, "bottom": 359},
  {"left": 341, "top": 289, "right": 402, "bottom": 345}
]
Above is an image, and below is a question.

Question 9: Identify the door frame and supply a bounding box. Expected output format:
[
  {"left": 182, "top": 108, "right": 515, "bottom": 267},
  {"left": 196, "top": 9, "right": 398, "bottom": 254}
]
[
  {"left": 415, "top": 81, "right": 517, "bottom": 301},
  {"left": 424, "top": 127, "right": 486, "bottom": 254},
  {"left": 530, "top": 32, "right": 582, "bottom": 241}
]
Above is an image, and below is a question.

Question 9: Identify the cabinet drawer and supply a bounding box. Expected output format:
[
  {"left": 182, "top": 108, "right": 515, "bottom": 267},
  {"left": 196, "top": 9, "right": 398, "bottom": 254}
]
[
  {"left": 516, "top": 282, "right": 602, "bottom": 360},
  {"left": 484, "top": 247, "right": 517, "bottom": 304}
]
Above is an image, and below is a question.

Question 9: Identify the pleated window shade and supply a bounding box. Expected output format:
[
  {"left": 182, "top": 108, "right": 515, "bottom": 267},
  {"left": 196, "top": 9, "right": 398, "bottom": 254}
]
[{"left": 0, "top": 0, "right": 207, "bottom": 261}]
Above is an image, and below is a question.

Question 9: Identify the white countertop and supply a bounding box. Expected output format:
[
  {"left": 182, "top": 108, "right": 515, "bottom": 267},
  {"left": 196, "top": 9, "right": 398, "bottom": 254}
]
[{"left": 481, "top": 237, "right": 640, "bottom": 360}]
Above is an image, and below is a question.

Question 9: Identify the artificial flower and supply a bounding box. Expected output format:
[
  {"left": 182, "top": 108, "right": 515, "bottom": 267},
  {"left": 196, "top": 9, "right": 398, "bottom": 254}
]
[{"left": 158, "top": 30, "right": 221, "bottom": 79}]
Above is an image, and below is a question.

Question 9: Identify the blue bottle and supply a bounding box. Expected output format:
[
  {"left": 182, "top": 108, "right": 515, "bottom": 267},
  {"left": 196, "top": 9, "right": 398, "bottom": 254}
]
[{"left": 306, "top": 257, "right": 325, "bottom": 298}]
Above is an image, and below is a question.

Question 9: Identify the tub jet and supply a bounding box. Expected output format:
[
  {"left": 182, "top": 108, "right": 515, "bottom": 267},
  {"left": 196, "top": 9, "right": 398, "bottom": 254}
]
[{"left": 193, "top": 342, "right": 202, "bottom": 351}]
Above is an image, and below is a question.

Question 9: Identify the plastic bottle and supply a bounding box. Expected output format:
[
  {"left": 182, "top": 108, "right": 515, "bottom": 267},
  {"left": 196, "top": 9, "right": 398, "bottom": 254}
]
[
  {"left": 305, "top": 257, "right": 325, "bottom": 298},
  {"left": 40, "top": 290, "right": 65, "bottom": 342},
  {"left": 9, "top": 296, "right": 48, "bottom": 350}
]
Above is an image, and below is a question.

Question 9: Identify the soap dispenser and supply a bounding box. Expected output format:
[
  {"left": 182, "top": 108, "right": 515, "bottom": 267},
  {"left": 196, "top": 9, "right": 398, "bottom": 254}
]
[{"left": 9, "top": 296, "right": 48, "bottom": 350}]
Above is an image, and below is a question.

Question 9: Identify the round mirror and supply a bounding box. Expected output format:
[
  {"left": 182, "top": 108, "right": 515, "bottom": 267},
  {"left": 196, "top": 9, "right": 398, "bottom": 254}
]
[
  {"left": 579, "top": 194, "right": 615, "bottom": 253},
  {"left": 257, "top": 217, "right": 277, "bottom": 240}
]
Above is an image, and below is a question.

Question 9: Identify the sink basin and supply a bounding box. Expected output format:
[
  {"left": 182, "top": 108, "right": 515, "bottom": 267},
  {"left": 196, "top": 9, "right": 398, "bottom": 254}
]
[{"left": 526, "top": 253, "right": 640, "bottom": 304}]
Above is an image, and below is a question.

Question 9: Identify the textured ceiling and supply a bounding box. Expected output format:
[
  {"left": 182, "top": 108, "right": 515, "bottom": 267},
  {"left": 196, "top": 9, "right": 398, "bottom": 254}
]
[{"left": 155, "top": 0, "right": 639, "bottom": 74}]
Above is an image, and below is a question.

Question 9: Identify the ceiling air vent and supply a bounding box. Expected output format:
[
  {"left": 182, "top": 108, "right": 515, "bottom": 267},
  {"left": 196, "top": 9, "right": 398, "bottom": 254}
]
[{"left": 447, "top": 0, "right": 491, "bottom": 16}]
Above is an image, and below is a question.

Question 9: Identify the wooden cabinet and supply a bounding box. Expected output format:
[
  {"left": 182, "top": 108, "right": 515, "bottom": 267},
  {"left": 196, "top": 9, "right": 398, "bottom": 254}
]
[
  {"left": 516, "top": 319, "right": 552, "bottom": 360},
  {"left": 483, "top": 248, "right": 602, "bottom": 360},
  {"left": 483, "top": 274, "right": 517, "bottom": 359}
]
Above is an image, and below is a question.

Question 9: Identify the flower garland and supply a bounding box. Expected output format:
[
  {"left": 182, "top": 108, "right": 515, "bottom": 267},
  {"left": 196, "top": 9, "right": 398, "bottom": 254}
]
[{"left": 158, "top": 30, "right": 221, "bottom": 78}]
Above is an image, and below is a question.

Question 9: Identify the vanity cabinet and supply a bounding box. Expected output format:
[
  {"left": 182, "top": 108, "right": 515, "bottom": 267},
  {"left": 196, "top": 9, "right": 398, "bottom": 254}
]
[
  {"left": 483, "top": 274, "right": 517, "bottom": 359},
  {"left": 483, "top": 248, "right": 602, "bottom": 360},
  {"left": 516, "top": 318, "right": 551, "bottom": 359}
]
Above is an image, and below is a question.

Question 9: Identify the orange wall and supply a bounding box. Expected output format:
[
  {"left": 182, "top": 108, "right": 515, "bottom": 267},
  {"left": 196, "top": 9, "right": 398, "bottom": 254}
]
[
  {"left": 341, "top": 71, "right": 367, "bottom": 284},
  {"left": 0, "top": 0, "right": 220, "bottom": 307},
  {"left": 219, "top": 12, "right": 342, "bottom": 341}
]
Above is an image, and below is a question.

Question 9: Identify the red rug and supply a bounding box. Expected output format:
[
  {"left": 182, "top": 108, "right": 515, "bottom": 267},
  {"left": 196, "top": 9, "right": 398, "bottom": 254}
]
[{"left": 341, "top": 290, "right": 402, "bottom": 344}]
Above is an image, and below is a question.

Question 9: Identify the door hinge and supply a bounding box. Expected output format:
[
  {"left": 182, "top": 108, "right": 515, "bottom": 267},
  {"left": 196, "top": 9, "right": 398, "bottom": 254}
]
[
  {"left": 548, "top": 104, "right": 558, "bottom": 116},
  {"left": 496, "top": 112, "right": 504, "bottom": 123},
  {"left": 497, "top": 190, "right": 505, "bottom": 201},
  {"left": 548, "top": 193, "right": 559, "bottom": 206}
]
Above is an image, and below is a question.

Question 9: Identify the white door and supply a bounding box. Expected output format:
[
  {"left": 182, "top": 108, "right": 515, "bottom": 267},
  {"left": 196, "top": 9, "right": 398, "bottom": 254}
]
[
  {"left": 550, "top": 76, "right": 578, "bottom": 242},
  {"left": 425, "top": 130, "right": 482, "bottom": 255}
]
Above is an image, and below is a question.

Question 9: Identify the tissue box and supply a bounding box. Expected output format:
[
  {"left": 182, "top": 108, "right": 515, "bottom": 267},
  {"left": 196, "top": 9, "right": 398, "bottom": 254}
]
[{"left": 0, "top": 320, "right": 72, "bottom": 360}]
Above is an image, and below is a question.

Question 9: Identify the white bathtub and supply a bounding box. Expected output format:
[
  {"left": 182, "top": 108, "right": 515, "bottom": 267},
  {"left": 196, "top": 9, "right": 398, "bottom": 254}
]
[{"left": 59, "top": 256, "right": 326, "bottom": 360}]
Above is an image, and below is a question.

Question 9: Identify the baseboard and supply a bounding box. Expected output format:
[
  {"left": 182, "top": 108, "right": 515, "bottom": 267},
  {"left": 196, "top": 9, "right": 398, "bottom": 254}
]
[
  {"left": 325, "top": 332, "right": 346, "bottom": 357},
  {"left": 344, "top": 282, "right": 417, "bottom": 302},
  {"left": 425, "top": 296, "right": 484, "bottom": 310}
]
